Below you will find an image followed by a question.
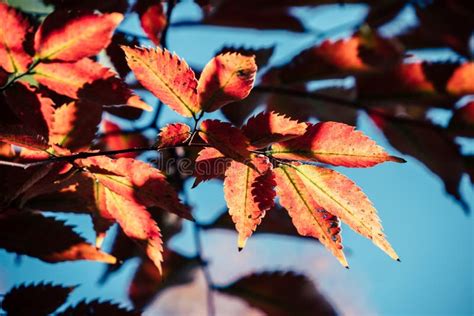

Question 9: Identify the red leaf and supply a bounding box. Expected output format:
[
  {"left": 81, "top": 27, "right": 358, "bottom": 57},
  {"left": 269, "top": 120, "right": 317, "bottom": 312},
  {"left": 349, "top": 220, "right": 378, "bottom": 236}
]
[
  {"left": 193, "top": 147, "right": 228, "bottom": 187},
  {"left": 34, "top": 58, "right": 151, "bottom": 111},
  {"left": 448, "top": 101, "right": 474, "bottom": 137},
  {"left": 51, "top": 101, "right": 103, "bottom": 150},
  {"left": 3, "top": 82, "right": 55, "bottom": 141},
  {"left": 123, "top": 46, "right": 199, "bottom": 117},
  {"left": 34, "top": 10, "right": 123, "bottom": 62},
  {"left": 199, "top": 119, "right": 251, "bottom": 162},
  {"left": 224, "top": 155, "right": 275, "bottom": 249},
  {"left": 104, "top": 187, "right": 163, "bottom": 273},
  {"left": 134, "top": 0, "right": 167, "bottom": 45},
  {"left": 0, "top": 212, "right": 116, "bottom": 263},
  {"left": 287, "top": 163, "right": 399, "bottom": 260},
  {"left": 270, "top": 122, "right": 404, "bottom": 167},
  {"left": 156, "top": 123, "right": 192, "bottom": 148},
  {"left": 217, "top": 271, "right": 336, "bottom": 316},
  {"left": 242, "top": 111, "right": 307, "bottom": 149},
  {"left": 79, "top": 156, "right": 192, "bottom": 220},
  {"left": 0, "top": 125, "right": 49, "bottom": 151},
  {"left": 0, "top": 3, "right": 32, "bottom": 73},
  {"left": 2, "top": 283, "right": 74, "bottom": 316},
  {"left": 198, "top": 52, "right": 257, "bottom": 112},
  {"left": 100, "top": 120, "right": 149, "bottom": 158},
  {"left": 274, "top": 165, "right": 348, "bottom": 267}
]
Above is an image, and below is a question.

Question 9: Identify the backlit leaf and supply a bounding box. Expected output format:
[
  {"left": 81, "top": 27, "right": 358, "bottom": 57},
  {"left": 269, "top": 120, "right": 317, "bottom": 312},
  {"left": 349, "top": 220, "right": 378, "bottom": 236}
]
[
  {"left": 35, "top": 10, "right": 123, "bottom": 61},
  {"left": 134, "top": 0, "right": 167, "bottom": 45},
  {"left": 274, "top": 165, "right": 347, "bottom": 267},
  {"left": 288, "top": 163, "right": 399, "bottom": 260},
  {"left": 242, "top": 111, "right": 307, "bottom": 149},
  {"left": 156, "top": 123, "right": 191, "bottom": 148},
  {"left": 224, "top": 155, "right": 275, "bottom": 249},
  {"left": 123, "top": 46, "right": 199, "bottom": 117},
  {"left": 0, "top": 3, "right": 32, "bottom": 73},
  {"left": 270, "top": 122, "right": 404, "bottom": 167},
  {"left": 198, "top": 52, "right": 257, "bottom": 112}
]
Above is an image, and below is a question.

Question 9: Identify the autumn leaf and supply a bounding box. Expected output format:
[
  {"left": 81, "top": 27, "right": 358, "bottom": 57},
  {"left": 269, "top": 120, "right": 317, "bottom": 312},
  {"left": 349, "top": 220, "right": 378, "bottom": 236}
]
[
  {"left": 123, "top": 46, "right": 199, "bottom": 117},
  {"left": 270, "top": 122, "right": 404, "bottom": 167},
  {"left": 199, "top": 119, "right": 251, "bottom": 162},
  {"left": 0, "top": 212, "right": 116, "bottom": 263},
  {"left": 448, "top": 101, "right": 474, "bottom": 137},
  {"left": 134, "top": 0, "right": 167, "bottom": 45},
  {"left": 0, "top": 125, "right": 49, "bottom": 151},
  {"left": 156, "top": 123, "right": 192, "bottom": 148},
  {"left": 34, "top": 58, "right": 151, "bottom": 111},
  {"left": 51, "top": 101, "right": 103, "bottom": 150},
  {"left": 34, "top": 10, "right": 123, "bottom": 62},
  {"left": 288, "top": 163, "right": 399, "bottom": 260},
  {"left": 274, "top": 164, "right": 348, "bottom": 267},
  {"left": 224, "top": 155, "right": 276, "bottom": 250},
  {"left": 104, "top": 187, "right": 164, "bottom": 273},
  {"left": 0, "top": 3, "right": 32, "bottom": 73},
  {"left": 242, "top": 111, "right": 307, "bottom": 149},
  {"left": 446, "top": 62, "right": 474, "bottom": 96},
  {"left": 193, "top": 147, "right": 228, "bottom": 187},
  {"left": 79, "top": 156, "right": 192, "bottom": 220},
  {"left": 217, "top": 271, "right": 336, "bottom": 316},
  {"left": 3, "top": 82, "right": 55, "bottom": 141},
  {"left": 1, "top": 283, "right": 74, "bottom": 316},
  {"left": 99, "top": 120, "right": 149, "bottom": 158},
  {"left": 57, "top": 300, "right": 140, "bottom": 316},
  {"left": 198, "top": 52, "right": 257, "bottom": 112}
]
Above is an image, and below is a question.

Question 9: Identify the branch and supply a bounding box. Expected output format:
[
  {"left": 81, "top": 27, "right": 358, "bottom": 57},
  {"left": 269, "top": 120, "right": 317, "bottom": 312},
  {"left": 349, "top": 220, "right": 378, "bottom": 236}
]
[
  {"left": 253, "top": 85, "right": 442, "bottom": 129},
  {"left": 193, "top": 223, "right": 216, "bottom": 316},
  {"left": 0, "top": 144, "right": 208, "bottom": 169}
]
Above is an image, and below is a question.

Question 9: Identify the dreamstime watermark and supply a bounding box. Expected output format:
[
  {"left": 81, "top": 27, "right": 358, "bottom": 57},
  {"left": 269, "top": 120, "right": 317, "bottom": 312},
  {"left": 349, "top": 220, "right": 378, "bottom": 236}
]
[{"left": 154, "top": 156, "right": 235, "bottom": 177}]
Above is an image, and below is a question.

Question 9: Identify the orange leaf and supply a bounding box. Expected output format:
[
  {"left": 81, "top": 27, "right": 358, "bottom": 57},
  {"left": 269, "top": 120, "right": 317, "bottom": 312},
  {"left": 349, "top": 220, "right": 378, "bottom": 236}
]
[
  {"left": 270, "top": 122, "right": 404, "bottom": 167},
  {"left": 104, "top": 187, "right": 163, "bottom": 273},
  {"left": 242, "top": 111, "right": 307, "bottom": 149},
  {"left": 446, "top": 62, "right": 474, "bottom": 95},
  {"left": 134, "top": 0, "right": 167, "bottom": 45},
  {"left": 290, "top": 163, "right": 399, "bottom": 260},
  {"left": 34, "top": 58, "right": 151, "bottom": 111},
  {"left": 224, "top": 155, "right": 275, "bottom": 249},
  {"left": 100, "top": 120, "right": 149, "bottom": 158},
  {"left": 274, "top": 165, "right": 348, "bottom": 267},
  {"left": 0, "top": 125, "right": 49, "bottom": 151},
  {"left": 0, "top": 3, "right": 32, "bottom": 73},
  {"left": 0, "top": 212, "right": 116, "bottom": 264},
  {"left": 193, "top": 147, "right": 228, "bottom": 187},
  {"left": 198, "top": 52, "right": 257, "bottom": 112},
  {"left": 51, "top": 101, "right": 103, "bottom": 150},
  {"left": 35, "top": 10, "right": 123, "bottom": 61},
  {"left": 123, "top": 46, "right": 199, "bottom": 117},
  {"left": 79, "top": 156, "right": 192, "bottom": 220},
  {"left": 199, "top": 119, "right": 251, "bottom": 162},
  {"left": 156, "top": 123, "right": 191, "bottom": 148}
]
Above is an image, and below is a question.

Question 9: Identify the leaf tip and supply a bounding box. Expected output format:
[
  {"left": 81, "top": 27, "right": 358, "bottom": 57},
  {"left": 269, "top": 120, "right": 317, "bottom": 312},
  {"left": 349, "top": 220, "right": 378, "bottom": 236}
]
[
  {"left": 389, "top": 156, "right": 406, "bottom": 163},
  {"left": 396, "top": 258, "right": 401, "bottom": 262}
]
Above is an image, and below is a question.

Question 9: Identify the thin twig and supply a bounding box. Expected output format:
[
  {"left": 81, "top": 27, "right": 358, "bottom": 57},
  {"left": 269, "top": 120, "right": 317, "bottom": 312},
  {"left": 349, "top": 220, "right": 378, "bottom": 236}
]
[{"left": 193, "top": 223, "right": 216, "bottom": 316}]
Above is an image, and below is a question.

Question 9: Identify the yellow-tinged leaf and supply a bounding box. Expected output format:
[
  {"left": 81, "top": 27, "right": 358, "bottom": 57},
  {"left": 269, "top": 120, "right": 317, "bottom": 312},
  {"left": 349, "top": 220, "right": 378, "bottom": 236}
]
[
  {"left": 122, "top": 46, "right": 199, "bottom": 117},
  {"left": 274, "top": 165, "right": 348, "bottom": 267},
  {"left": 35, "top": 11, "right": 123, "bottom": 61},
  {"left": 104, "top": 188, "right": 163, "bottom": 273},
  {"left": 224, "top": 155, "right": 275, "bottom": 249},
  {"left": 290, "top": 164, "right": 399, "bottom": 260}
]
